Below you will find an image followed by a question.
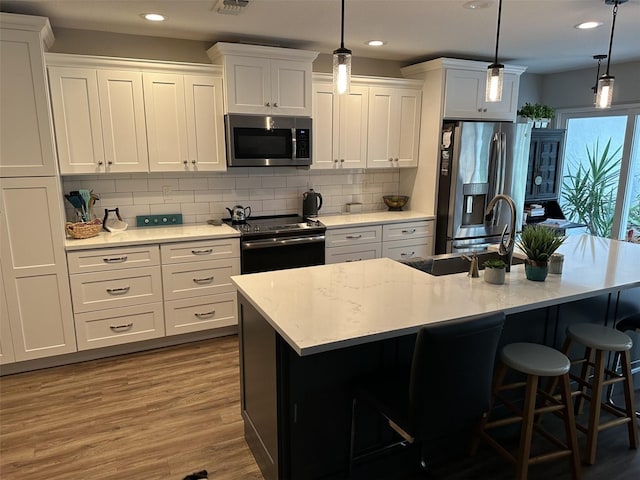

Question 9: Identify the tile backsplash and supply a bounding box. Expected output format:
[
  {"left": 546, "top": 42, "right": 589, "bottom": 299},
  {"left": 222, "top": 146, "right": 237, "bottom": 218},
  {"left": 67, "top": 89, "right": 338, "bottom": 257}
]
[{"left": 61, "top": 167, "right": 401, "bottom": 226}]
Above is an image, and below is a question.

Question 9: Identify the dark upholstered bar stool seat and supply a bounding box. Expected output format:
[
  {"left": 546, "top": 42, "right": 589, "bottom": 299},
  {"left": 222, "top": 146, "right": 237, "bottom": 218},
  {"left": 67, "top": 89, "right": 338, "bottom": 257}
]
[
  {"left": 560, "top": 322, "right": 638, "bottom": 465},
  {"left": 608, "top": 313, "right": 640, "bottom": 417},
  {"left": 474, "top": 343, "right": 581, "bottom": 480}
]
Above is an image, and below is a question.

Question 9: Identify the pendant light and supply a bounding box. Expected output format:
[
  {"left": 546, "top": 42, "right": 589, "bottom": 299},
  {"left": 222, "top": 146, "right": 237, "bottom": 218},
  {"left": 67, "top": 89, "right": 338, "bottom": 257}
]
[
  {"left": 595, "top": 0, "right": 627, "bottom": 109},
  {"left": 333, "top": 0, "right": 352, "bottom": 95},
  {"left": 591, "top": 54, "right": 607, "bottom": 104},
  {"left": 486, "top": 0, "right": 504, "bottom": 102}
]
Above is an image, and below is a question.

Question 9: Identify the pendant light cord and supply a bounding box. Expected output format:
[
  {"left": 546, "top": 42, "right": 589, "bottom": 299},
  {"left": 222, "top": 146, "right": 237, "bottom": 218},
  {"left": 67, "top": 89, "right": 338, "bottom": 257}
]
[
  {"left": 340, "top": 0, "right": 346, "bottom": 49},
  {"left": 604, "top": 1, "right": 619, "bottom": 76},
  {"left": 493, "top": 0, "right": 503, "bottom": 63}
]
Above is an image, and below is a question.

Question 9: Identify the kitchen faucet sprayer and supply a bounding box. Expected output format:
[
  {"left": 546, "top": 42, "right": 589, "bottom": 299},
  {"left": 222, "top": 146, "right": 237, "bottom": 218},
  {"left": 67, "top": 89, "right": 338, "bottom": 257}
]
[{"left": 485, "top": 194, "right": 516, "bottom": 272}]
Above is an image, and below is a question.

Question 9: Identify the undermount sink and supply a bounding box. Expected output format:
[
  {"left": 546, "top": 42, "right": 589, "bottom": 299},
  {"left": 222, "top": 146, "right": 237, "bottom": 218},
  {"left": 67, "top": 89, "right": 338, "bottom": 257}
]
[{"left": 400, "top": 251, "right": 525, "bottom": 276}]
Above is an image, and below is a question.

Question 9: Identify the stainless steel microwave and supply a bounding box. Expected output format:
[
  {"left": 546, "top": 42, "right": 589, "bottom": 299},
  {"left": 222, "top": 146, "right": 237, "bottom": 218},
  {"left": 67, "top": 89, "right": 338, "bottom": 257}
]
[{"left": 224, "top": 114, "right": 312, "bottom": 167}]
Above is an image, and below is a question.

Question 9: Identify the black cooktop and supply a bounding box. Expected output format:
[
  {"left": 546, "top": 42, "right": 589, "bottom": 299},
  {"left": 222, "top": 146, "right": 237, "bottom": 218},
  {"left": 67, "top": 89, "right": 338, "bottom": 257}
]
[{"left": 222, "top": 214, "right": 325, "bottom": 237}]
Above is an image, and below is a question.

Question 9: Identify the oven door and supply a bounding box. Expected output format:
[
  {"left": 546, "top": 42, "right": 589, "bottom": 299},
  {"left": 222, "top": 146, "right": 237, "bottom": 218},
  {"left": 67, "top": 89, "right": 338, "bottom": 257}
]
[{"left": 241, "top": 234, "right": 325, "bottom": 274}]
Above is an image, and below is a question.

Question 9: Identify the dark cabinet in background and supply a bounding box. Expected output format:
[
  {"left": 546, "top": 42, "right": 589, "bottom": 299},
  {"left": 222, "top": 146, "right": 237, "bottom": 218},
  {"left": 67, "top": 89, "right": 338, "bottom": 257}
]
[{"left": 525, "top": 128, "right": 566, "bottom": 202}]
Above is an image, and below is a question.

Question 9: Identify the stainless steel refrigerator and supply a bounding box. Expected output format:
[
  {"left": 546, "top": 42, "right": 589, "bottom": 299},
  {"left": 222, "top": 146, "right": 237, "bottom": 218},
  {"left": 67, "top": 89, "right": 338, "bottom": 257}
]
[{"left": 435, "top": 120, "right": 532, "bottom": 254}]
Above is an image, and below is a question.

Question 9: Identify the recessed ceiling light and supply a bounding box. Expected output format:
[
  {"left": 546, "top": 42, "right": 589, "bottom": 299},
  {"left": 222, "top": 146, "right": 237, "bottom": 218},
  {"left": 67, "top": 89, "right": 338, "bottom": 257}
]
[
  {"left": 141, "top": 13, "right": 166, "bottom": 22},
  {"left": 462, "top": 1, "right": 492, "bottom": 9},
  {"left": 367, "top": 40, "right": 386, "bottom": 47},
  {"left": 575, "top": 21, "right": 603, "bottom": 30}
]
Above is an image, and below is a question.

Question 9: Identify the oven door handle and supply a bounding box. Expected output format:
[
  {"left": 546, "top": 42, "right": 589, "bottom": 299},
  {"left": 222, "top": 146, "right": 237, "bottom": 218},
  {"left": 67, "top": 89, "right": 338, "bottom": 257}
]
[{"left": 242, "top": 235, "right": 325, "bottom": 250}]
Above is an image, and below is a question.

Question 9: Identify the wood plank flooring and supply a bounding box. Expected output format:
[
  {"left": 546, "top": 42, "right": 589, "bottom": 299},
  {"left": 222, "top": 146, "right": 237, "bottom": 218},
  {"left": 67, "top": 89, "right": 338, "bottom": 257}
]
[{"left": 1, "top": 334, "right": 638, "bottom": 480}]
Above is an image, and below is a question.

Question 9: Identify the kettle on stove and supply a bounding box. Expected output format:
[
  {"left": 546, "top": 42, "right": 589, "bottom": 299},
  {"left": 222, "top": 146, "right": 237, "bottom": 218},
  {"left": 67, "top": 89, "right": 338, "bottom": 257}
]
[
  {"left": 226, "top": 205, "right": 251, "bottom": 224},
  {"left": 302, "top": 189, "right": 323, "bottom": 218}
]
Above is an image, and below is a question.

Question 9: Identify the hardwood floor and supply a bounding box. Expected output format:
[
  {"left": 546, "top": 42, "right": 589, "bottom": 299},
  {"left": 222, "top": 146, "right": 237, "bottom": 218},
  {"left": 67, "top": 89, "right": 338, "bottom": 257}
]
[{"left": 1, "top": 335, "right": 638, "bottom": 480}]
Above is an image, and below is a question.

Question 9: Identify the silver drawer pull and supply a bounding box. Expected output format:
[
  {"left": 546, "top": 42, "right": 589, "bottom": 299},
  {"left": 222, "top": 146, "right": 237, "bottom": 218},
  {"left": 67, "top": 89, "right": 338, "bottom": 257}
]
[
  {"left": 193, "top": 276, "right": 214, "bottom": 284},
  {"left": 346, "top": 259, "right": 362, "bottom": 262},
  {"left": 192, "top": 249, "right": 213, "bottom": 255},
  {"left": 195, "top": 310, "right": 216, "bottom": 319},
  {"left": 103, "top": 256, "right": 128, "bottom": 263},
  {"left": 401, "top": 229, "right": 416, "bottom": 234},
  {"left": 106, "top": 286, "right": 130, "bottom": 295},
  {"left": 346, "top": 234, "right": 362, "bottom": 239},
  {"left": 110, "top": 322, "right": 133, "bottom": 332},
  {"left": 400, "top": 252, "right": 416, "bottom": 257}
]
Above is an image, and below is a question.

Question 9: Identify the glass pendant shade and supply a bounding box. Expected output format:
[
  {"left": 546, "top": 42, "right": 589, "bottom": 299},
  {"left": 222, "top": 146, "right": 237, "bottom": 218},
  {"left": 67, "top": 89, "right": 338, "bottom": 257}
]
[
  {"left": 333, "top": 47, "right": 352, "bottom": 95},
  {"left": 596, "top": 75, "right": 615, "bottom": 109},
  {"left": 486, "top": 64, "right": 504, "bottom": 102}
]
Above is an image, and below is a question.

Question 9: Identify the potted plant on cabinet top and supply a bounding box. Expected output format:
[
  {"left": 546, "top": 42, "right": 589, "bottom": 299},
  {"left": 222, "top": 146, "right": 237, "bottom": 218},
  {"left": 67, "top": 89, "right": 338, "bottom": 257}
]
[
  {"left": 483, "top": 259, "right": 507, "bottom": 285},
  {"left": 517, "top": 102, "right": 555, "bottom": 128},
  {"left": 515, "top": 224, "right": 566, "bottom": 281}
]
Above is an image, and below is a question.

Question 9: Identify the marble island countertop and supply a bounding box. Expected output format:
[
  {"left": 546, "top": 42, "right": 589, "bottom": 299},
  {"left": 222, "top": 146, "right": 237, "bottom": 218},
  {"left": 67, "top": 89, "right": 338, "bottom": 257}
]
[
  {"left": 232, "top": 234, "right": 640, "bottom": 356},
  {"left": 316, "top": 210, "right": 434, "bottom": 228},
  {"left": 65, "top": 223, "right": 240, "bottom": 251}
]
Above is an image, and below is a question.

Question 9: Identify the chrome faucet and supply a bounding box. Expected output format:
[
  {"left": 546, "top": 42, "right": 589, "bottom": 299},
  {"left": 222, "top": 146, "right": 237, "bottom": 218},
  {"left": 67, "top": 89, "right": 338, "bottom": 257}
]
[{"left": 485, "top": 194, "right": 517, "bottom": 272}]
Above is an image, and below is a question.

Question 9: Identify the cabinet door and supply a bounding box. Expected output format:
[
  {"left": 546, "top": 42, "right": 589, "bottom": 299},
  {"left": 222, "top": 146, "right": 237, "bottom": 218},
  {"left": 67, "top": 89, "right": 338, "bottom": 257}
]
[
  {"left": 483, "top": 73, "right": 519, "bottom": 121},
  {"left": 443, "top": 69, "right": 484, "bottom": 120},
  {"left": 0, "top": 262, "right": 16, "bottom": 365},
  {"left": 338, "top": 86, "right": 369, "bottom": 168},
  {"left": 97, "top": 70, "right": 149, "bottom": 173},
  {"left": 525, "top": 129, "right": 565, "bottom": 202},
  {"left": 224, "top": 55, "right": 271, "bottom": 114},
  {"left": 144, "top": 73, "right": 190, "bottom": 171},
  {"left": 0, "top": 28, "right": 56, "bottom": 177},
  {"left": 184, "top": 75, "right": 226, "bottom": 171},
  {"left": 395, "top": 89, "right": 421, "bottom": 167},
  {"left": 48, "top": 66, "right": 106, "bottom": 174},
  {"left": 311, "top": 82, "right": 338, "bottom": 169},
  {"left": 271, "top": 58, "right": 313, "bottom": 116},
  {"left": 0, "top": 177, "right": 77, "bottom": 361}
]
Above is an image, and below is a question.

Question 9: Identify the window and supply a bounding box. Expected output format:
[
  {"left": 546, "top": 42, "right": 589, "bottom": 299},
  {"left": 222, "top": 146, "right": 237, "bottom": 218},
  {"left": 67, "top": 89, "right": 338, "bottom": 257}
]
[{"left": 557, "top": 104, "right": 640, "bottom": 241}]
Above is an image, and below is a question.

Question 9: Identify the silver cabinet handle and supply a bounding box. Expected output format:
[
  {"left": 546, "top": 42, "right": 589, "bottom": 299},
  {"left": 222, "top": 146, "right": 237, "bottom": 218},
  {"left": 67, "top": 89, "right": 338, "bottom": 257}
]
[
  {"left": 195, "top": 310, "right": 216, "bottom": 319},
  {"left": 266, "top": 102, "right": 271, "bottom": 107},
  {"left": 334, "top": 159, "right": 339, "bottom": 163},
  {"left": 400, "top": 252, "right": 416, "bottom": 257},
  {"left": 183, "top": 160, "right": 188, "bottom": 165},
  {"left": 394, "top": 158, "right": 399, "bottom": 162},
  {"left": 191, "top": 249, "right": 213, "bottom": 255},
  {"left": 98, "top": 160, "right": 104, "bottom": 165},
  {"left": 346, "top": 234, "right": 362, "bottom": 239},
  {"left": 273, "top": 102, "right": 278, "bottom": 107},
  {"left": 388, "top": 157, "right": 393, "bottom": 162},
  {"left": 346, "top": 258, "right": 363, "bottom": 262},
  {"left": 110, "top": 322, "right": 133, "bottom": 332},
  {"left": 340, "top": 159, "right": 344, "bottom": 163},
  {"left": 478, "top": 108, "right": 483, "bottom": 112},
  {"left": 193, "top": 276, "right": 214, "bottom": 284},
  {"left": 108, "top": 160, "right": 113, "bottom": 165},
  {"left": 106, "top": 286, "right": 130, "bottom": 295},
  {"left": 191, "top": 160, "right": 196, "bottom": 164},
  {"left": 103, "top": 256, "right": 128, "bottom": 263},
  {"left": 401, "top": 229, "right": 416, "bottom": 234}
]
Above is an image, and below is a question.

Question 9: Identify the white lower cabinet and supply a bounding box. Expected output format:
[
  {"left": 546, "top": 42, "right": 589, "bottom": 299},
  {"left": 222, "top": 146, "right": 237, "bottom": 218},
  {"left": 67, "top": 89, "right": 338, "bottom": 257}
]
[
  {"left": 381, "top": 220, "right": 434, "bottom": 260},
  {"left": 325, "top": 243, "right": 382, "bottom": 264},
  {"left": 165, "top": 292, "right": 237, "bottom": 336},
  {"left": 382, "top": 238, "right": 431, "bottom": 261}
]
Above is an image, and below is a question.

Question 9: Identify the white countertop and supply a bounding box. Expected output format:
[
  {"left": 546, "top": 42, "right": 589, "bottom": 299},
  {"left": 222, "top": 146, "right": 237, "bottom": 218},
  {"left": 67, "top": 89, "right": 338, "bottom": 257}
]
[
  {"left": 317, "top": 210, "right": 434, "bottom": 228},
  {"left": 232, "top": 234, "right": 640, "bottom": 356},
  {"left": 65, "top": 224, "right": 240, "bottom": 251}
]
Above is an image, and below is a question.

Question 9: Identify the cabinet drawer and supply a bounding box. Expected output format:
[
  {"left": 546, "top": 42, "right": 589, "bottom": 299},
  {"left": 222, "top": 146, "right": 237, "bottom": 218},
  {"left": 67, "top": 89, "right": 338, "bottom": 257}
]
[
  {"left": 161, "top": 238, "right": 240, "bottom": 264},
  {"left": 325, "top": 225, "right": 382, "bottom": 247},
  {"left": 164, "top": 292, "right": 237, "bottom": 335},
  {"left": 325, "top": 244, "right": 382, "bottom": 264},
  {"left": 74, "top": 302, "right": 165, "bottom": 350},
  {"left": 382, "top": 221, "right": 433, "bottom": 242},
  {"left": 382, "top": 238, "right": 432, "bottom": 261},
  {"left": 69, "top": 266, "right": 162, "bottom": 313},
  {"left": 67, "top": 246, "right": 160, "bottom": 274},
  {"left": 162, "top": 258, "right": 240, "bottom": 301}
]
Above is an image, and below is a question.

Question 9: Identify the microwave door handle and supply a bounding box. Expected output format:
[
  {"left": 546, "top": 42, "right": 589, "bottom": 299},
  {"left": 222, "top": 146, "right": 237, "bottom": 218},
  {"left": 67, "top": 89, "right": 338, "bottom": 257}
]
[{"left": 291, "top": 128, "right": 297, "bottom": 160}]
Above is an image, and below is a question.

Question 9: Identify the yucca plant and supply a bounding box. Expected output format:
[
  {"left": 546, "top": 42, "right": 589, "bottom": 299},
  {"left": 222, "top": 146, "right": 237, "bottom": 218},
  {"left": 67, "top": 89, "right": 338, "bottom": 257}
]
[
  {"left": 515, "top": 225, "right": 566, "bottom": 266},
  {"left": 561, "top": 138, "right": 621, "bottom": 237}
]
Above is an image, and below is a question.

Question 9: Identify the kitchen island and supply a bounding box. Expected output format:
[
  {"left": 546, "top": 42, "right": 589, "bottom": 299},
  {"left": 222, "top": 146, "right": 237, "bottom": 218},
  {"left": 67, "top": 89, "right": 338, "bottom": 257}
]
[{"left": 231, "top": 235, "right": 640, "bottom": 479}]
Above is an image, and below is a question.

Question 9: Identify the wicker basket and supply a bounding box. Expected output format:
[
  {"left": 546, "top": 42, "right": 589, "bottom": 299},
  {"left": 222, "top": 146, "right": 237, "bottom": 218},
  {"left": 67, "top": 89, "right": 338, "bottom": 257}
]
[{"left": 65, "top": 219, "right": 103, "bottom": 239}]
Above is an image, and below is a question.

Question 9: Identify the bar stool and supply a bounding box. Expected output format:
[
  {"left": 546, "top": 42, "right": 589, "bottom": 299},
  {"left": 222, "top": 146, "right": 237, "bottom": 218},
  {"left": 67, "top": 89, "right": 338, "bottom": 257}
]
[
  {"left": 560, "top": 323, "right": 638, "bottom": 465},
  {"left": 607, "top": 313, "right": 640, "bottom": 418},
  {"left": 474, "top": 343, "right": 581, "bottom": 480}
]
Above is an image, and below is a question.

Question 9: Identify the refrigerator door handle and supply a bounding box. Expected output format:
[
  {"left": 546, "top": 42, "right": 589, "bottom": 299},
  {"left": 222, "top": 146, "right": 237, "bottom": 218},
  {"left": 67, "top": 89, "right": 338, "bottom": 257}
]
[{"left": 499, "top": 131, "right": 507, "bottom": 195}]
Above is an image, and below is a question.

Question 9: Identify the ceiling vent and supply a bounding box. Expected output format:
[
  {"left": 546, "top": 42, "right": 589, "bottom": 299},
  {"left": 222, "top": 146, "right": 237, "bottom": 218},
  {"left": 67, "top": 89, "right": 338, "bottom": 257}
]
[{"left": 215, "top": 0, "right": 251, "bottom": 15}]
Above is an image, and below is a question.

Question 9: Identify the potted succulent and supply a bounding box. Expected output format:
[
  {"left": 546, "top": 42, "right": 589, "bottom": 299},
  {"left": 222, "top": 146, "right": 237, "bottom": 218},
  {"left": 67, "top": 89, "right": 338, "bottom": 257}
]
[
  {"left": 515, "top": 224, "right": 566, "bottom": 281},
  {"left": 483, "top": 259, "right": 507, "bottom": 285}
]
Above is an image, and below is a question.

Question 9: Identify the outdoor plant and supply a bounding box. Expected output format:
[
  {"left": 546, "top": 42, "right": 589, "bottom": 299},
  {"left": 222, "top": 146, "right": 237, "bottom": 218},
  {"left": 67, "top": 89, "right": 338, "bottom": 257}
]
[
  {"left": 561, "top": 138, "right": 621, "bottom": 237},
  {"left": 483, "top": 259, "right": 506, "bottom": 269},
  {"left": 515, "top": 225, "right": 566, "bottom": 266}
]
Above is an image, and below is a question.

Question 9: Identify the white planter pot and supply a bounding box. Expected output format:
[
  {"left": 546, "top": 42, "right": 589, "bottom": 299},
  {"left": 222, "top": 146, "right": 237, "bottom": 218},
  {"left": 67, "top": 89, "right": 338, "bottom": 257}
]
[{"left": 484, "top": 267, "right": 505, "bottom": 285}]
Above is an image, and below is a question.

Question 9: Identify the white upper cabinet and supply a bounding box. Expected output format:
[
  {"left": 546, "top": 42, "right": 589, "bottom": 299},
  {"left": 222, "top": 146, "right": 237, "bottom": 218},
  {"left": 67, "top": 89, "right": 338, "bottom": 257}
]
[
  {"left": 144, "top": 73, "right": 226, "bottom": 172},
  {"left": 48, "top": 66, "right": 149, "bottom": 174},
  {"left": 312, "top": 82, "right": 369, "bottom": 169},
  {"left": 0, "top": 14, "right": 56, "bottom": 177},
  {"left": 207, "top": 43, "right": 318, "bottom": 116},
  {"left": 443, "top": 68, "right": 520, "bottom": 121},
  {"left": 367, "top": 87, "right": 422, "bottom": 168}
]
